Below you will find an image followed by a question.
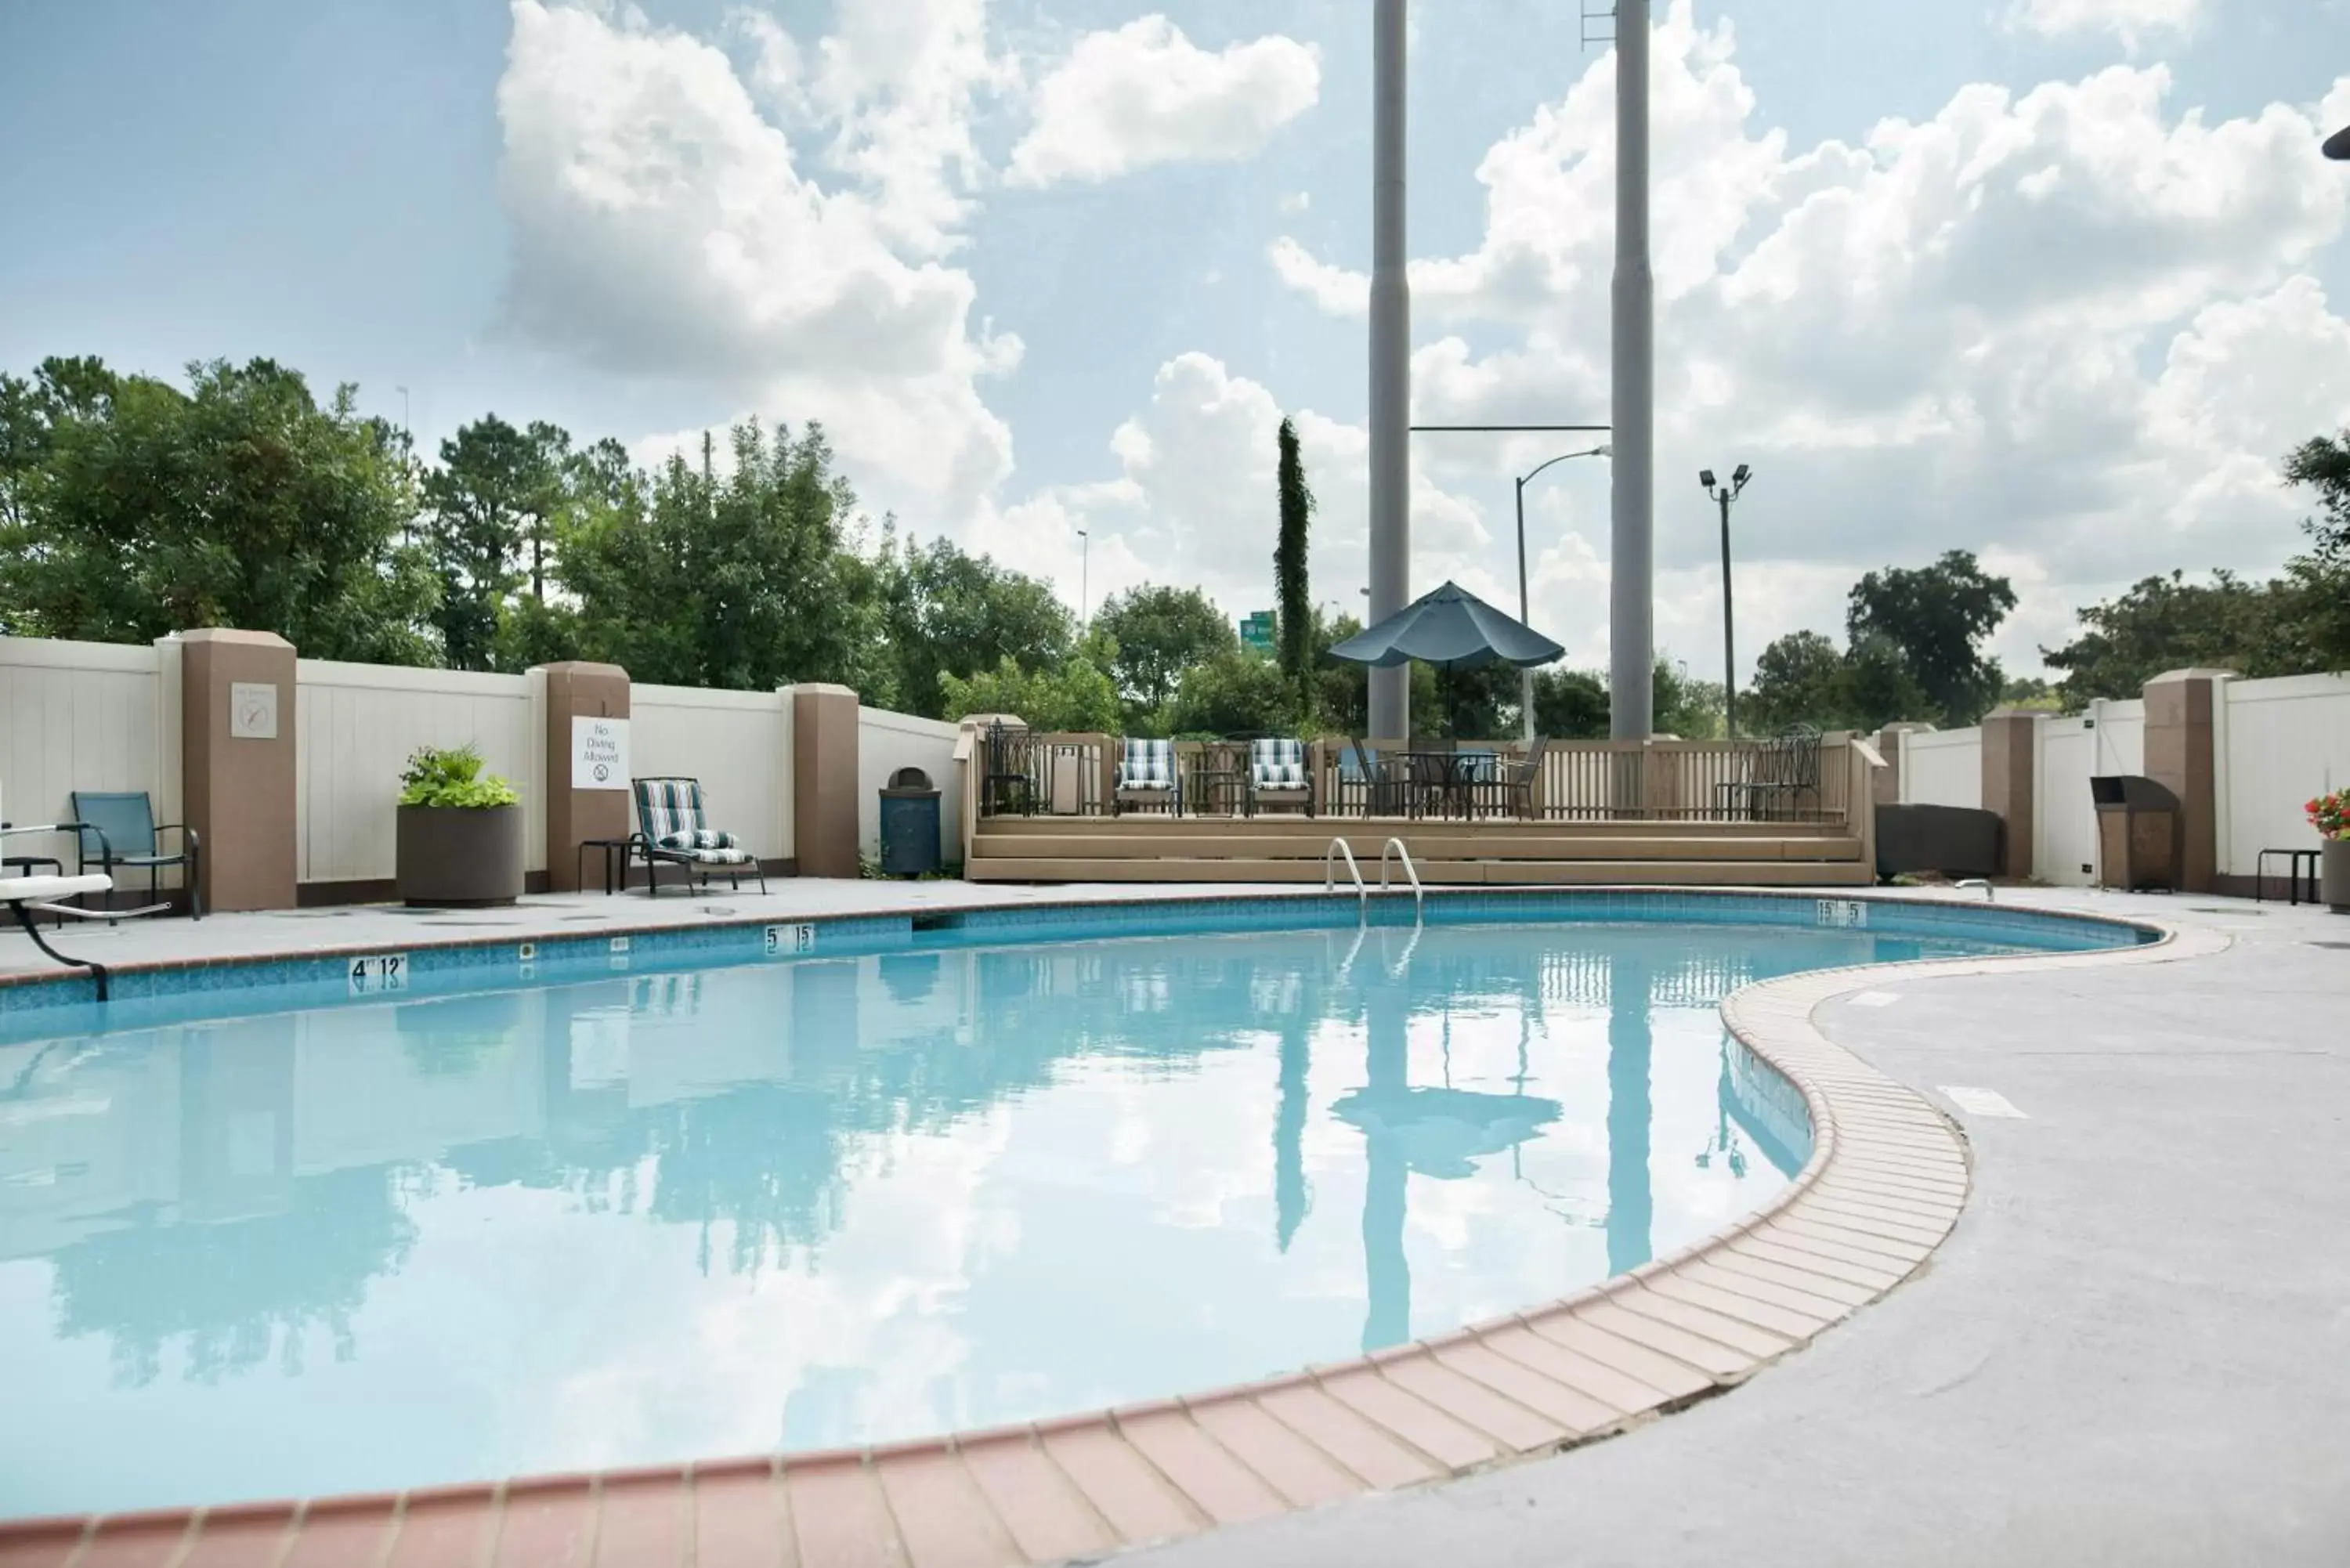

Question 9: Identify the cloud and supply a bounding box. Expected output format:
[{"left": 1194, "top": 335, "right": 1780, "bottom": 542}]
[
  {"left": 1268, "top": 2, "right": 2350, "bottom": 675},
  {"left": 974, "top": 352, "right": 1502, "bottom": 629},
  {"left": 2008, "top": 0, "right": 2202, "bottom": 52},
  {"left": 495, "top": 0, "right": 1018, "bottom": 504},
  {"left": 1006, "top": 16, "right": 1320, "bottom": 188}
]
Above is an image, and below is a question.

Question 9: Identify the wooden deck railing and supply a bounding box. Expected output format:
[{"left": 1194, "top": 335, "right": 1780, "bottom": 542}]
[{"left": 971, "top": 728, "right": 1867, "bottom": 829}]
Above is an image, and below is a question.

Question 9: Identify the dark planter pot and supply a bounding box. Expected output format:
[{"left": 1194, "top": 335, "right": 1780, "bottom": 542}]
[
  {"left": 396, "top": 804, "right": 523, "bottom": 908},
  {"left": 2325, "top": 838, "right": 2350, "bottom": 915}
]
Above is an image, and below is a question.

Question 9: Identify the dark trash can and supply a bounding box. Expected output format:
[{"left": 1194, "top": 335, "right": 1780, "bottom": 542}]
[
  {"left": 879, "top": 767, "right": 942, "bottom": 877},
  {"left": 2091, "top": 775, "right": 2180, "bottom": 892}
]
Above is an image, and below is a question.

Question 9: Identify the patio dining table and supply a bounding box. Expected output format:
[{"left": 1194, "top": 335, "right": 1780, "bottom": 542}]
[{"left": 1400, "top": 751, "right": 1498, "bottom": 820}]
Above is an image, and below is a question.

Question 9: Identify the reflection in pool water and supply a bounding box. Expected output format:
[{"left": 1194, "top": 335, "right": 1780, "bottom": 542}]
[{"left": 0, "top": 921, "right": 1987, "bottom": 1516}]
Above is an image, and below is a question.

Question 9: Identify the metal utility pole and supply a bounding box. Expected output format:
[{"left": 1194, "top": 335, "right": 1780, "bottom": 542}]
[
  {"left": 1368, "top": 0, "right": 1412, "bottom": 740},
  {"left": 1700, "top": 465, "right": 1752, "bottom": 737},
  {"left": 1076, "top": 528, "right": 1089, "bottom": 623},
  {"left": 1609, "top": 0, "right": 1654, "bottom": 739},
  {"left": 1513, "top": 444, "right": 1611, "bottom": 739}
]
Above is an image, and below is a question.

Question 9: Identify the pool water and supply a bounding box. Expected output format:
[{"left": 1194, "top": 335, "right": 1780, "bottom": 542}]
[{"left": 1, "top": 918, "right": 2026, "bottom": 1516}]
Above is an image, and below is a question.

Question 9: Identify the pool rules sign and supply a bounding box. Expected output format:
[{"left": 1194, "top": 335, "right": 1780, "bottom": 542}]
[{"left": 572, "top": 717, "right": 630, "bottom": 790}]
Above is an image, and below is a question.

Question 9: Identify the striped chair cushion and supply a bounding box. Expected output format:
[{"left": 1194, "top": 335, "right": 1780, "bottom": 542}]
[
  {"left": 1251, "top": 738, "right": 1308, "bottom": 789},
  {"left": 635, "top": 779, "right": 752, "bottom": 862},
  {"left": 1118, "top": 739, "right": 1175, "bottom": 789}
]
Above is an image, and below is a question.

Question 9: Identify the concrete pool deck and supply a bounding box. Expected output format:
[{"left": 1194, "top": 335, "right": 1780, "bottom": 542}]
[{"left": 0, "top": 881, "right": 2340, "bottom": 1565}]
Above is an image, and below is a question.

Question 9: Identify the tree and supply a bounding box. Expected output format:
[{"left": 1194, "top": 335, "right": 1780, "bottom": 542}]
[
  {"left": 557, "top": 421, "right": 874, "bottom": 692},
  {"left": 1744, "top": 631, "right": 1847, "bottom": 733},
  {"left": 1838, "top": 634, "right": 1935, "bottom": 729},
  {"left": 1161, "top": 648, "right": 1303, "bottom": 737},
  {"left": 875, "top": 534, "right": 1074, "bottom": 720},
  {"left": 421, "top": 415, "right": 557, "bottom": 670},
  {"left": 1531, "top": 668, "right": 1610, "bottom": 739},
  {"left": 938, "top": 634, "right": 1122, "bottom": 733},
  {"left": 1654, "top": 657, "right": 1726, "bottom": 739},
  {"left": 2040, "top": 569, "right": 2316, "bottom": 703},
  {"left": 0, "top": 356, "right": 439, "bottom": 662},
  {"left": 1094, "top": 584, "right": 1238, "bottom": 719},
  {"left": 1847, "top": 550, "right": 2017, "bottom": 725},
  {"left": 1744, "top": 629, "right": 1932, "bottom": 731},
  {"left": 2282, "top": 428, "right": 2350, "bottom": 667},
  {"left": 1274, "top": 417, "right": 1314, "bottom": 708}
]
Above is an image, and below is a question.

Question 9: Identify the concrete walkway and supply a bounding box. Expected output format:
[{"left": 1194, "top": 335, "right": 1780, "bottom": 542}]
[{"left": 1126, "top": 887, "right": 2350, "bottom": 1567}]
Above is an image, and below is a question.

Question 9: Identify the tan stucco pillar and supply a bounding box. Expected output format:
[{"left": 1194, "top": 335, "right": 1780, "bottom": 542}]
[
  {"left": 1979, "top": 710, "right": 2037, "bottom": 880},
  {"left": 794, "top": 685, "right": 861, "bottom": 878},
  {"left": 181, "top": 628, "right": 298, "bottom": 912},
  {"left": 2143, "top": 668, "right": 2229, "bottom": 894},
  {"left": 540, "top": 662, "right": 631, "bottom": 892},
  {"left": 1874, "top": 722, "right": 1935, "bottom": 807}
]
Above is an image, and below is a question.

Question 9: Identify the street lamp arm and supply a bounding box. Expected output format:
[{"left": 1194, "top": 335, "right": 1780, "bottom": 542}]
[{"left": 1518, "top": 445, "right": 1612, "bottom": 488}]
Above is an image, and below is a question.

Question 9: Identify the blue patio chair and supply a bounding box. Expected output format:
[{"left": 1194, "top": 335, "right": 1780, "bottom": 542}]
[
  {"left": 1248, "top": 738, "right": 1314, "bottom": 818},
  {"left": 70, "top": 790, "right": 201, "bottom": 919},
  {"left": 1114, "top": 738, "right": 1180, "bottom": 816},
  {"left": 630, "top": 776, "right": 767, "bottom": 898}
]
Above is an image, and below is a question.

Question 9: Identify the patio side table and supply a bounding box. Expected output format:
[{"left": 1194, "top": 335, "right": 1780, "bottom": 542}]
[
  {"left": 576, "top": 836, "right": 634, "bottom": 896},
  {"left": 2254, "top": 847, "right": 2321, "bottom": 906}
]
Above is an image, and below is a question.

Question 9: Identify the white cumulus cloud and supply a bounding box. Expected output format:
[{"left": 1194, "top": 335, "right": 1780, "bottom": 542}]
[
  {"left": 494, "top": 0, "right": 1019, "bottom": 506},
  {"left": 1007, "top": 16, "right": 1320, "bottom": 188},
  {"left": 2008, "top": 0, "right": 2203, "bottom": 52}
]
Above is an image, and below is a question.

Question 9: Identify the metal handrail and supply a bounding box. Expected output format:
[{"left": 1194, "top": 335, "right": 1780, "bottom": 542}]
[
  {"left": 1324, "top": 837, "right": 1366, "bottom": 913},
  {"left": 1380, "top": 838, "right": 1424, "bottom": 919}
]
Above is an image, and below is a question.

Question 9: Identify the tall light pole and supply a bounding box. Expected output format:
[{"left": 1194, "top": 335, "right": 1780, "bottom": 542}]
[
  {"left": 1699, "top": 464, "right": 1752, "bottom": 738},
  {"left": 1367, "top": 0, "right": 1412, "bottom": 740},
  {"left": 1514, "top": 444, "right": 1611, "bottom": 739},
  {"left": 1076, "top": 528, "right": 1090, "bottom": 623},
  {"left": 1610, "top": 0, "right": 1654, "bottom": 739}
]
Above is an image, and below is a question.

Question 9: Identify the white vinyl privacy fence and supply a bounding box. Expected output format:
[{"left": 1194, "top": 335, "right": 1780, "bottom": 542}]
[
  {"left": 1900, "top": 675, "right": 2348, "bottom": 885},
  {"left": 2, "top": 635, "right": 961, "bottom": 893}
]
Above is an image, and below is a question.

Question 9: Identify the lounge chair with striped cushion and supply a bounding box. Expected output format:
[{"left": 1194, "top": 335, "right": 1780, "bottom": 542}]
[
  {"left": 631, "top": 776, "right": 768, "bottom": 897},
  {"left": 1247, "top": 738, "right": 1314, "bottom": 817},
  {"left": 1113, "top": 739, "right": 1180, "bottom": 817}
]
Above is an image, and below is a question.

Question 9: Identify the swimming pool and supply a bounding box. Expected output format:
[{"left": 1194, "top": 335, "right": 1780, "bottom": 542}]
[{"left": 0, "top": 894, "right": 2142, "bottom": 1519}]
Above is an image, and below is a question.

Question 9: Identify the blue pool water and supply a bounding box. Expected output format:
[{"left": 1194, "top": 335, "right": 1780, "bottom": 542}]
[{"left": 0, "top": 903, "right": 2131, "bottom": 1517}]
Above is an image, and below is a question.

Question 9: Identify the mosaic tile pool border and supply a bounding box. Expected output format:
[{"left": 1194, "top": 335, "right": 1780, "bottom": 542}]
[
  {"left": 0, "top": 886, "right": 2156, "bottom": 1038},
  {"left": 0, "top": 893, "right": 2219, "bottom": 1568}
]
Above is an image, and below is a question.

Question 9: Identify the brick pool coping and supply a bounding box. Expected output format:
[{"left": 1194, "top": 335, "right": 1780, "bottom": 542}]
[{"left": 0, "top": 891, "right": 2222, "bottom": 1568}]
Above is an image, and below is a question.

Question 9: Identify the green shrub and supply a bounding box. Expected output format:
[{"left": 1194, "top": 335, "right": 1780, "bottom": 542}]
[{"left": 398, "top": 744, "right": 520, "bottom": 808}]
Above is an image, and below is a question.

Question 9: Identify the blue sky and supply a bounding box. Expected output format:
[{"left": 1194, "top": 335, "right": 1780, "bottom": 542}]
[{"left": 5, "top": 0, "right": 2348, "bottom": 679}]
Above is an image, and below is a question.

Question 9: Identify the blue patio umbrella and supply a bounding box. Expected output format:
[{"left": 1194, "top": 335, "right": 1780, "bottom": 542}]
[{"left": 1327, "top": 580, "right": 1565, "bottom": 670}]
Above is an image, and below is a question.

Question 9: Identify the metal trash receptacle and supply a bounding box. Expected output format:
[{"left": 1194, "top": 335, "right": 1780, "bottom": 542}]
[
  {"left": 879, "top": 767, "right": 942, "bottom": 877},
  {"left": 2091, "top": 775, "right": 2180, "bottom": 891}
]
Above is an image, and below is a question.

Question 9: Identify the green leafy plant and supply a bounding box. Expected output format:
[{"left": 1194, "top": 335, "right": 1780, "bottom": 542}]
[
  {"left": 2308, "top": 789, "right": 2348, "bottom": 842},
  {"left": 398, "top": 744, "right": 519, "bottom": 809}
]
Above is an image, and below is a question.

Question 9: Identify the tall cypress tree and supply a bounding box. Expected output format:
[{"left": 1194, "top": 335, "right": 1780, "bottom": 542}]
[{"left": 1274, "top": 417, "right": 1314, "bottom": 710}]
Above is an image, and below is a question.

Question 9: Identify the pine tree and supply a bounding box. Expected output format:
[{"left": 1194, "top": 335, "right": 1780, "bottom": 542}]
[{"left": 1274, "top": 417, "right": 1314, "bottom": 711}]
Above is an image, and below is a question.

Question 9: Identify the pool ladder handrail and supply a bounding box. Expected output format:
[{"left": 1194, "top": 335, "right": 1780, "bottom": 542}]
[
  {"left": 1379, "top": 839, "right": 1424, "bottom": 919},
  {"left": 1324, "top": 837, "right": 1367, "bottom": 913}
]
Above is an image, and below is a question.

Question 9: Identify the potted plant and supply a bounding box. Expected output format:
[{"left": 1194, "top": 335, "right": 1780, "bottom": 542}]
[
  {"left": 396, "top": 745, "right": 523, "bottom": 908},
  {"left": 2312, "top": 789, "right": 2350, "bottom": 913}
]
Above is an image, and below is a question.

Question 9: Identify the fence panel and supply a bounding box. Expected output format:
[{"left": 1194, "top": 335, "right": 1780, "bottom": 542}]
[
  {"left": 632, "top": 685, "right": 793, "bottom": 863},
  {"left": 2033, "top": 718, "right": 2099, "bottom": 885},
  {"left": 0, "top": 637, "right": 168, "bottom": 874},
  {"left": 859, "top": 709, "right": 963, "bottom": 861},
  {"left": 1900, "top": 728, "right": 1981, "bottom": 810},
  {"left": 295, "top": 662, "right": 538, "bottom": 885},
  {"left": 2220, "top": 673, "right": 2350, "bottom": 878}
]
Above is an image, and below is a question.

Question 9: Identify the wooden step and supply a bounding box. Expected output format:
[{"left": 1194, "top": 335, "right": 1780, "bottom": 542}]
[
  {"left": 971, "top": 832, "right": 1864, "bottom": 863},
  {"left": 976, "top": 813, "right": 1845, "bottom": 838},
  {"left": 964, "top": 858, "right": 1875, "bottom": 887}
]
